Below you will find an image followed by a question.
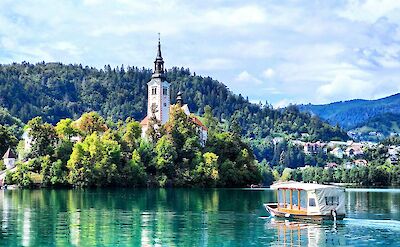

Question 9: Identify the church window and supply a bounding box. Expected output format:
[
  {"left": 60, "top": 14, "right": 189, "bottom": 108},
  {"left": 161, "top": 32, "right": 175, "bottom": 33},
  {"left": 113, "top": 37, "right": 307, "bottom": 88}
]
[
  {"left": 163, "top": 87, "right": 168, "bottom": 95},
  {"left": 151, "top": 87, "right": 157, "bottom": 95}
]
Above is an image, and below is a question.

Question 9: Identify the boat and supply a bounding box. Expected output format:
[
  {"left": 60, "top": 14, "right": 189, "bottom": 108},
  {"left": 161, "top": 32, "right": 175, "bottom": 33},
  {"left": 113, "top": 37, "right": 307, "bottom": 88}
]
[{"left": 264, "top": 181, "right": 345, "bottom": 222}]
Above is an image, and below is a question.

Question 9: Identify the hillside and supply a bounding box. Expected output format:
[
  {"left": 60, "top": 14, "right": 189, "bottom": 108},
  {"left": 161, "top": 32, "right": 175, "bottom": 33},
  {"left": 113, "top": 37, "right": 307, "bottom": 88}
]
[
  {"left": 299, "top": 93, "right": 400, "bottom": 130},
  {"left": 349, "top": 112, "right": 400, "bottom": 141},
  {"left": 0, "top": 62, "right": 348, "bottom": 161}
]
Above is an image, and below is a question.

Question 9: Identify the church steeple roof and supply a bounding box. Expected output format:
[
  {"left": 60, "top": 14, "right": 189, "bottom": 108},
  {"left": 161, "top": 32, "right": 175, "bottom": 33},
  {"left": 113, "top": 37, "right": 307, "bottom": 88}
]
[
  {"left": 2, "top": 147, "right": 16, "bottom": 159},
  {"left": 157, "top": 35, "right": 162, "bottom": 59},
  {"left": 152, "top": 33, "right": 165, "bottom": 79},
  {"left": 176, "top": 91, "right": 183, "bottom": 106}
]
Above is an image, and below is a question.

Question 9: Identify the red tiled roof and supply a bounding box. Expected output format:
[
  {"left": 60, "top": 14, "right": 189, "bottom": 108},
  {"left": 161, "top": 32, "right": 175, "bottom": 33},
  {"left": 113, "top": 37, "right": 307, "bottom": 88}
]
[
  {"left": 139, "top": 114, "right": 208, "bottom": 132},
  {"left": 140, "top": 116, "right": 149, "bottom": 126},
  {"left": 191, "top": 116, "right": 208, "bottom": 131}
]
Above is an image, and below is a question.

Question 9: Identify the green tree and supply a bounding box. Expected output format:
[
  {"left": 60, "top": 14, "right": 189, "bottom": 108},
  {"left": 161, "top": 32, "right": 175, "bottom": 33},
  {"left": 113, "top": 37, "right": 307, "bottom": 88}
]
[
  {"left": 55, "top": 118, "right": 78, "bottom": 140},
  {"left": 0, "top": 124, "right": 18, "bottom": 156},
  {"left": 281, "top": 168, "right": 293, "bottom": 181},
  {"left": 27, "top": 117, "right": 57, "bottom": 158},
  {"left": 74, "top": 112, "right": 108, "bottom": 136},
  {"left": 41, "top": 155, "right": 66, "bottom": 186},
  {"left": 203, "top": 105, "right": 218, "bottom": 134},
  {"left": 122, "top": 118, "right": 141, "bottom": 150},
  {"left": 194, "top": 152, "right": 219, "bottom": 186},
  {"left": 154, "top": 136, "right": 177, "bottom": 179},
  {"left": 67, "top": 132, "right": 120, "bottom": 187},
  {"left": 125, "top": 150, "right": 147, "bottom": 186},
  {"left": 259, "top": 160, "right": 275, "bottom": 186}
]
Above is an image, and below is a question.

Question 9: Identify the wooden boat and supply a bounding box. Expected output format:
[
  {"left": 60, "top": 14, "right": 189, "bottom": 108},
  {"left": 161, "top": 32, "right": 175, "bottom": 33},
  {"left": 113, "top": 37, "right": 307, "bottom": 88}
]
[{"left": 264, "top": 181, "right": 345, "bottom": 222}]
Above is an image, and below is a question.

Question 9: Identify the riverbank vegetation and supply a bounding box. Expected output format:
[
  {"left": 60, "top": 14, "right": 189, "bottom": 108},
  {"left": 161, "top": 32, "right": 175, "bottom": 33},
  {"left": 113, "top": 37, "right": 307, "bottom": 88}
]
[{"left": 4, "top": 106, "right": 261, "bottom": 188}]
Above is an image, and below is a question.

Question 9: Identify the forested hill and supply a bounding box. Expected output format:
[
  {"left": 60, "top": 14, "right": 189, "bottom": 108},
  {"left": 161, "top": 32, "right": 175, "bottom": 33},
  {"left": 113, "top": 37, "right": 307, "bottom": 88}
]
[
  {"left": 299, "top": 93, "right": 400, "bottom": 130},
  {"left": 0, "top": 62, "right": 347, "bottom": 142}
]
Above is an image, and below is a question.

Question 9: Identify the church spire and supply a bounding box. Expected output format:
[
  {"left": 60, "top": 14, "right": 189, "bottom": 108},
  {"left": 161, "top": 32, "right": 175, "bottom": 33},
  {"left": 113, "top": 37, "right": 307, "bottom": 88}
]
[
  {"left": 153, "top": 33, "right": 165, "bottom": 79},
  {"left": 157, "top": 33, "right": 162, "bottom": 59}
]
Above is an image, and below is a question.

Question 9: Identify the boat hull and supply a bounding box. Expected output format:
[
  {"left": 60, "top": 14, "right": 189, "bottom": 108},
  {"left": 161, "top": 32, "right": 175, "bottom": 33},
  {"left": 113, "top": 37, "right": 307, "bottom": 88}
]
[{"left": 264, "top": 203, "right": 345, "bottom": 222}]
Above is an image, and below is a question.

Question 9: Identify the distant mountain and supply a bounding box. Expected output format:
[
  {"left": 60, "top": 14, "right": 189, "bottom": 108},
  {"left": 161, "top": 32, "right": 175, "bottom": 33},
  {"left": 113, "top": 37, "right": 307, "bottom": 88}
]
[
  {"left": 299, "top": 93, "right": 400, "bottom": 130},
  {"left": 350, "top": 112, "right": 400, "bottom": 141}
]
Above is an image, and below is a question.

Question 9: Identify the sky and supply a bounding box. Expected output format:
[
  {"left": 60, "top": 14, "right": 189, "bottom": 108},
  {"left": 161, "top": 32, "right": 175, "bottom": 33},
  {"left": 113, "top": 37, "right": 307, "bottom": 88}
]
[{"left": 1, "top": 0, "right": 400, "bottom": 107}]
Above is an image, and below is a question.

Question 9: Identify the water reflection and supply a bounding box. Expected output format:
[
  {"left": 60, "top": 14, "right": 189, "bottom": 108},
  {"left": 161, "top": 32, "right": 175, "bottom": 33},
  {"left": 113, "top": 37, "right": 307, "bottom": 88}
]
[
  {"left": 265, "top": 219, "right": 346, "bottom": 247},
  {"left": 0, "top": 188, "right": 398, "bottom": 246}
]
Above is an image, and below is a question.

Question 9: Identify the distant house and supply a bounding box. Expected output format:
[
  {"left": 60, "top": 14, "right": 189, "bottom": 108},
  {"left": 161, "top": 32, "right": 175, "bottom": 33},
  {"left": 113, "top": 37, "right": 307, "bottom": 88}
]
[
  {"left": 2, "top": 148, "right": 17, "bottom": 169},
  {"left": 273, "top": 137, "right": 284, "bottom": 145},
  {"left": 325, "top": 162, "right": 338, "bottom": 169},
  {"left": 388, "top": 156, "right": 399, "bottom": 165},
  {"left": 345, "top": 143, "right": 364, "bottom": 157},
  {"left": 304, "top": 141, "right": 326, "bottom": 155},
  {"left": 344, "top": 162, "right": 355, "bottom": 169},
  {"left": 291, "top": 140, "right": 305, "bottom": 146},
  {"left": 388, "top": 146, "right": 400, "bottom": 164},
  {"left": 70, "top": 136, "right": 83, "bottom": 143},
  {"left": 327, "top": 141, "right": 348, "bottom": 148},
  {"left": 354, "top": 159, "right": 368, "bottom": 167},
  {"left": 330, "top": 147, "right": 344, "bottom": 159},
  {"left": 388, "top": 146, "right": 400, "bottom": 156}
]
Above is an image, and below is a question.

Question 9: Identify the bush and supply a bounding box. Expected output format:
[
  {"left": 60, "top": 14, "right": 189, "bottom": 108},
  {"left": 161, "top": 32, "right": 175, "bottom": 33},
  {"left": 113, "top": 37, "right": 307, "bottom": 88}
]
[{"left": 0, "top": 160, "right": 5, "bottom": 171}]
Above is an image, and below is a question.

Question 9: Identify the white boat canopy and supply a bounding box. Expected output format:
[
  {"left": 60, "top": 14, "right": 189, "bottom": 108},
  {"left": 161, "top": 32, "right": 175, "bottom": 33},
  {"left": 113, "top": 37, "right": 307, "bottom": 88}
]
[
  {"left": 270, "top": 181, "right": 346, "bottom": 216},
  {"left": 270, "top": 181, "right": 340, "bottom": 191}
]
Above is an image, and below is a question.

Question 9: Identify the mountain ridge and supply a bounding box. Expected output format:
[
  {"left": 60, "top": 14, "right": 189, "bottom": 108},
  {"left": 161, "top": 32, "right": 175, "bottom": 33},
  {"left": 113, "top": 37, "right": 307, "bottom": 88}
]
[{"left": 299, "top": 93, "right": 400, "bottom": 130}]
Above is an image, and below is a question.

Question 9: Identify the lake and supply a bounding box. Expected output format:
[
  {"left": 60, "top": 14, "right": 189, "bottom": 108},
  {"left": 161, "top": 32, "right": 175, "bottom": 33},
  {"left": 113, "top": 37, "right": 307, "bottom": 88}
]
[{"left": 0, "top": 188, "right": 399, "bottom": 246}]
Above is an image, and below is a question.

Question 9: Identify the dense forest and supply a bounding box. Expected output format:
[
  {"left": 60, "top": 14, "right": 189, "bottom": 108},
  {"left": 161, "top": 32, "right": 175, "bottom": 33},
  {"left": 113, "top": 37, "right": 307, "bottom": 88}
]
[{"left": 0, "top": 62, "right": 348, "bottom": 162}]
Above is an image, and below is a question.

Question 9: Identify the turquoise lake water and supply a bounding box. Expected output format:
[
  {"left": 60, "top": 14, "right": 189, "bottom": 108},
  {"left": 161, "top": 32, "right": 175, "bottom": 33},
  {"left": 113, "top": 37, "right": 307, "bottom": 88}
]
[{"left": 0, "top": 188, "right": 399, "bottom": 246}]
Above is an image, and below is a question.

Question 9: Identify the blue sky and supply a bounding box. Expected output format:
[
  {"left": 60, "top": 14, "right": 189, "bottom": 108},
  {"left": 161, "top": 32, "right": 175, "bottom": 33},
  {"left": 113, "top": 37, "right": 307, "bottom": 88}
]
[{"left": 1, "top": 0, "right": 400, "bottom": 107}]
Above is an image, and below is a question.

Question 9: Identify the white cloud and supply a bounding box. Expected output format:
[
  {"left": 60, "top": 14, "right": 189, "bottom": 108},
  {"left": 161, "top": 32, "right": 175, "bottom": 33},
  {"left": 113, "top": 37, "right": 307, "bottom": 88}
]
[
  {"left": 191, "top": 58, "right": 235, "bottom": 71},
  {"left": 0, "top": 0, "right": 399, "bottom": 106},
  {"left": 262, "top": 86, "right": 281, "bottom": 95},
  {"left": 203, "top": 5, "right": 266, "bottom": 28},
  {"left": 236, "top": 71, "right": 252, "bottom": 81},
  {"left": 316, "top": 74, "right": 372, "bottom": 102},
  {"left": 274, "top": 99, "right": 291, "bottom": 109},
  {"left": 235, "top": 71, "right": 263, "bottom": 85},
  {"left": 338, "top": 0, "right": 400, "bottom": 23},
  {"left": 263, "top": 68, "right": 275, "bottom": 78}
]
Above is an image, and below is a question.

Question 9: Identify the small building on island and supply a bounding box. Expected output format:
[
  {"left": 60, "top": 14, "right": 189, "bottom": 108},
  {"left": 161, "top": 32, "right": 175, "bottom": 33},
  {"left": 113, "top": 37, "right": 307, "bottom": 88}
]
[
  {"left": 2, "top": 147, "right": 17, "bottom": 169},
  {"left": 140, "top": 37, "right": 207, "bottom": 144}
]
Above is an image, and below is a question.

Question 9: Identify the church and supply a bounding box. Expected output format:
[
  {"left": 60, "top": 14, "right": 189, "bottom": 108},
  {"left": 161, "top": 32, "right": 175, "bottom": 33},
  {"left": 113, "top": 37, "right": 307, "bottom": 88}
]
[{"left": 139, "top": 38, "right": 208, "bottom": 144}]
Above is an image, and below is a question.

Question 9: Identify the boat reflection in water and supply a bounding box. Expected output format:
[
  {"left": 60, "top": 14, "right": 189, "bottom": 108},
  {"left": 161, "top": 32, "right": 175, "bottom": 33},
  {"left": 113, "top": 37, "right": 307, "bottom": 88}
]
[{"left": 265, "top": 218, "right": 346, "bottom": 247}]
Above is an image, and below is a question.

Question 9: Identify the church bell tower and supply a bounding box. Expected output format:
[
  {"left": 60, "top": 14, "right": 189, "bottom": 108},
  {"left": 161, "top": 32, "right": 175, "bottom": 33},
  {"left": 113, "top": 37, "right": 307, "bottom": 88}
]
[{"left": 147, "top": 35, "right": 170, "bottom": 124}]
